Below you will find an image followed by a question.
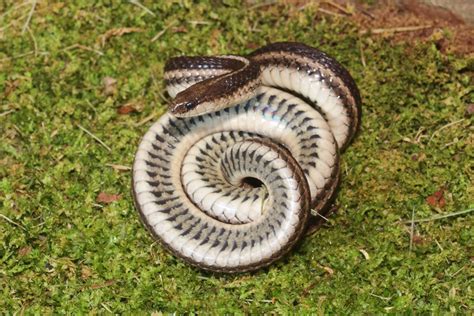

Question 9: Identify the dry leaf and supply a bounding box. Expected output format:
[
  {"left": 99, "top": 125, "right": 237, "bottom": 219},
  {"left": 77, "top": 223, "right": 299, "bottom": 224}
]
[
  {"left": 359, "top": 249, "right": 370, "bottom": 260},
  {"left": 4, "top": 79, "right": 20, "bottom": 98},
  {"left": 412, "top": 234, "right": 426, "bottom": 245},
  {"left": 106, "top": 164, "right": 131, "bottom": 171},
  {"left": 90, "top": 280, "right": 115, "bottom": 289},
  {"left": 97, "top": 192, "right": 122, "bottom": 204},
  {"left": 18, "top": 246, "right": 32, "bottom": 257},
  {"left": 465, "top": 104, "right": 474, "bottom": 117},
  {"left": 100, "top": 27, "right": 143, "bottom": 46},
  {"left": 246, "top": 42, "right": 259, "bottom": 50},
  {"left": 426, "top": 188, "right": 446, "bottom": 208},
  {"left": 171, "top": 26, "right": 188, "bottom": 33},
  {"left": 209, "top": 29, "right": 221, "bottom": 48},
  {"left": 322, "top": 266, "right": 334, "bottom": 275},
  {"left": 81, "top": 266, "right": 93, "bottom": 279},
  {"left": 117, "top": 104, "right": 136, "bottom": 114},
  {"left": 411, "top": 152, "right": 426, "bottom": 162},
  {"left": 117, "top": 101, "right": 143, "bottom": 114},
  {"left": 103, "top": 77, "right": 117, "bottom": 96}
]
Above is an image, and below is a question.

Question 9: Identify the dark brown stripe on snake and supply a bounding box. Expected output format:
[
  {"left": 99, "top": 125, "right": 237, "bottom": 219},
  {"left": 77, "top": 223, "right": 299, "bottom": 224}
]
[
  {"left": 169, "top": 56, "right": 261, "bottom": 115},
  {"left": 248, "top": 42, "right": 361, "bottom": 149},
  {"left": 165, "top": 56, "right": 245, "bottom": 72},
  {"left": 132, "top": 42, "right": 361, "bottom": 272}
]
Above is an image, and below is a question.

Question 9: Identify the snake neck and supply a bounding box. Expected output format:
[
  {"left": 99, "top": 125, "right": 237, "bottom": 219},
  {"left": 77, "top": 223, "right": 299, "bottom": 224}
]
[{"left": 168, "top": 55, "right": 261, "bottom": 117}]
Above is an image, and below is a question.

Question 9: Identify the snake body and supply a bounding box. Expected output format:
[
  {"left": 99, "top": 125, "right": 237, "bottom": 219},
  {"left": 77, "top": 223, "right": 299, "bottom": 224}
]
[{"left": 132, "top": 42, "right": 361, "bottom": 272}]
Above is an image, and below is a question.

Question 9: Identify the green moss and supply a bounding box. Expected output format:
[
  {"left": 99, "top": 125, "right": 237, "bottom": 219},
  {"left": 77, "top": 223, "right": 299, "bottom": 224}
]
[{"left": 1, "top": 1, "right": 472, "bottom": 313}]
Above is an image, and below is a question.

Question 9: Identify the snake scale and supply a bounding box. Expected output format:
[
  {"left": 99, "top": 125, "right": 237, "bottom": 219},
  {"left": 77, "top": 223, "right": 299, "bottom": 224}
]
[{"left": 132, "top": 42, "right": 361, "bottom": 273}]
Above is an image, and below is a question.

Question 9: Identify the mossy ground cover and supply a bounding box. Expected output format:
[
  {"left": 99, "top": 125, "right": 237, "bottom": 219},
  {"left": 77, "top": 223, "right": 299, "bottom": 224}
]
[{"left": 1, "top": 1, "right": 473, "bottom": 313}]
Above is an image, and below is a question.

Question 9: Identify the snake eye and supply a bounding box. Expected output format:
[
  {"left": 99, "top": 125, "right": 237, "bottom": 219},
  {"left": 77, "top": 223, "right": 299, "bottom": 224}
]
[
  {"left": 185, "top": 101, "right": 196, "bottom": 110},
  {"left": 170, "top": 100, "right": 198, "bottom": 115}
]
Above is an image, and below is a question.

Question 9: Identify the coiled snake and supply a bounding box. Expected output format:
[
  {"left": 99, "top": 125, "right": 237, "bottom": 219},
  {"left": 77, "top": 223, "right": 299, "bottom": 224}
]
[{"left": 132, "top": 42, "right": 361, "bottom": 273}]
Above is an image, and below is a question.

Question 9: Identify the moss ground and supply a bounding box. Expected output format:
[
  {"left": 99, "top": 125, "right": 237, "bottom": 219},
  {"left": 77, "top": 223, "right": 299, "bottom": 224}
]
[{"left": 1, "top": 1, "right": 473, "bottom": 313}]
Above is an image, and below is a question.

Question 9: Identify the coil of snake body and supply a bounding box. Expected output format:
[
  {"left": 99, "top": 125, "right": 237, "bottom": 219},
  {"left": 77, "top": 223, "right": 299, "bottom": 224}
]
[{"left": 132, "top": 42, "right": 361, "bottom": 273}]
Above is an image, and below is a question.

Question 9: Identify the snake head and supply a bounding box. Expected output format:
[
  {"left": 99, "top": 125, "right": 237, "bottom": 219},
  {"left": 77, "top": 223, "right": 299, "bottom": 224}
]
[
  {"left": 168, "top": 56, "right": 262, "bottom": 117},
  {"left": 170, "top": 98, "right": 199, "bottom": 116},
  {"left": 169, "top": 80, "right": 213, "bottom": 117},
  {"left": 169, "top": 77, "right": 261, "bottom": 118}
]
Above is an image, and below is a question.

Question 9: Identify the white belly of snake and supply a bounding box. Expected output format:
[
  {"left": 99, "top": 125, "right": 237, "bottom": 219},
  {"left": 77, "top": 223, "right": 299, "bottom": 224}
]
[{"left": 132, "top": 42, "right": 361, "bottom": 273}]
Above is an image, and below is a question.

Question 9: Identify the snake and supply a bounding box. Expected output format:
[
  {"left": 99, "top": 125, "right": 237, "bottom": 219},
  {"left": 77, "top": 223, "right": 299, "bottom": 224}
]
[{"left": 132, "top": 42, "right": 361, "bottom": 273}]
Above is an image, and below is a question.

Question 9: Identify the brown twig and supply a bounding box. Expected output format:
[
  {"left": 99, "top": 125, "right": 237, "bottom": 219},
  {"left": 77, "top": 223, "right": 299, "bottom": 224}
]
[
  {"left": 188, "top": 20, "right": 212, "bottom": 26},
  {"left": 21, "top": 0, "right": 36, "bottom": 34},
  {"left": 360, "top": 25, "right": 433, "bottom": 35},
  {"left": 135, "top": 112, "right": 159, "bottom": 127},
  {"left": 369, "top": 292, "right": 391, "bottom": 301},
  {"left": 0, "top": 13, "right": 28, "bottom": 33},
  {"left": 151, "top": 22, "right": 175, "bottom": 42},
  {"left": 0, "top": 50, "right": 48, "bottom": 63},
  {"left": 0, "top": 213, "right": 27, "bottom": 231},
  {"left": 247, "top": 0, "right": 279, "bottom": 11},
  {"left": 0, "top": 109, "right": 16, "bottom": 117},
  {"left": 0, "top": 1, "right": 32, "bottom": 20},
  {"left": 323, "top": 0, "right": 352, "bottom": 15},
  {"left": 63, "top": 44, "right": 104, "bottom": 56},
  {"left": 77, "top": 124, "right": 112, "bottom": 151},
  {"left": 409, "top": 208, "right": 415, "bottom": 251},
  {"left": 90, "top": 280, "right": 116, "bottom": 289},
  {"left": 317, "top": 7, "right": 344, "bottom": 17},
  {"left": 404, "top": 208, "right": 474, "bottom": 224},
  {"left": 429, "top": 118, "right": 465, "bottom": 143},
  {"left": 359, "top": 42, "right": 366, "bottom": 68},
  {"left": 310, "top": 209, "right": 329, "bottom": 222},
  {"left": 100, "top": 27, "right": 143, "bottom": 47},
  {"left": 101, "top": 303, "right": 113, "bottom": 313},
  {"left": 128, "top": 0, "right": 155, "bottom": 16},
  {"left": 106, "top": 163, "right": 131, "bottom": 171},
  {"left": 301, "top": 281, "right": 317, "bottom": 297},
  {"left": 25, "top": 25, "right": 37, "bottom": 56},
  {"left": 360, "top": 8, "right": 375, "bottom": 20}
]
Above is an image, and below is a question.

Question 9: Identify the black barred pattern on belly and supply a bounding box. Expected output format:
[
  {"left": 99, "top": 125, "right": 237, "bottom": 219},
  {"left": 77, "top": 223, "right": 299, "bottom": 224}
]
[{"left": 132, "top": 42, "right": 361, "bottom": 272}]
